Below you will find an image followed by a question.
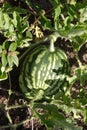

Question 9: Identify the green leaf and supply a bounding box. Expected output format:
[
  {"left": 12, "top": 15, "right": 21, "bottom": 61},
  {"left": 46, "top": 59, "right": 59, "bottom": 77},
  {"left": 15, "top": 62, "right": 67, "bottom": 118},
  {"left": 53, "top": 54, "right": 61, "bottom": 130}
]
[
  {"left": 80, "top": 6, "right": 87, "bottom": 23},
  {"left": 12, "top": 54, "right": 19, "bottom": 67},
  {"left": 75, "top": 66, "right": 87, "bottom": 86},
  {"left": 1, "top": 53, "right": 7, "bottom": 67},
  {"left": 7, "top": 53, "right": 19, "bottom": 67},
  {"left": 41, "top": 15, "right": 52, "bottom": 30},
  {"left": 7, "top": 55, "right": 13, "bottom": 67},
  {"left": 33, "top": 103, "right": 82, "bottom": 130},
  {"left": 68, "top": 25, "right": 86, "bottom": 38},
  {"left": 2, "top": 3, "right": 28, "bottom": 14},
  {"left": 1, "top": 66, "right": 5, "bottom": 73},
  {"left": 9, "top": 42, "right": 17, "bottom": 51},
  {"left": 19, "top": 23, "right": 28, "bottom": 33},
  {"left": 53, "top": 5, "right": 61, "bottom": 29},
  {"left": 12, "top": 7, "right": 28, "bottom": 14},
  {"left": 54, "top": 5, "right": 61, "bottom": 20},
  {"left": 8, "top": 24, "right": 14, "bottom": 33},
  {"left": 26, "top": 30, "right": 32, "bottom": 39},
  {"left": 67, "top": 0, "right": 76, "bottom": 5},
  {"left": 0, "top": 72, "right": 8, "bottom": 81},
  {"left": 0, "top": 45, "right": 2, "bottom": 53},
  {"left": 0, "top": 10, "right": 4, "bottom": 28},
  {"left": 67, "top": 5, "right": 78, "bottom": 20},
  {"left": 3, "top": 13, "right": 10, "bottom": 30},
  {"left": 12, "top": 11, "right": 20, "bottom": 28},
  {"left": 49, "top": 0, "right": 60, "bottom": 6},
  {"left": 2, "top": 41, "right": 9, "bottom": 50},
  {"left": 2, "top": 2, "right": 11, "bottom": 12},
  {"left": 0, "top": 64, "right": 8, "bottom": 81}
]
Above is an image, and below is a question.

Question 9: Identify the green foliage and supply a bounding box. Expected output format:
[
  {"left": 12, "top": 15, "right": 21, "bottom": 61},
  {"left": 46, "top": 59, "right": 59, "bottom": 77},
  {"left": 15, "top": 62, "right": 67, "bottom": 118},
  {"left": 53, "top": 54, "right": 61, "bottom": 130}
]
[
  {"left": 75, "top": 65, "right": 87, "bottom": 86},
  {"left": 0, "top": 0, "right": 87, "bottom": 129},
  {"left": 0, "top": 3, "right": 32, "bottom": 80},
  {"left": 33, "top": 103, "right": 82, "bottom": 130}
]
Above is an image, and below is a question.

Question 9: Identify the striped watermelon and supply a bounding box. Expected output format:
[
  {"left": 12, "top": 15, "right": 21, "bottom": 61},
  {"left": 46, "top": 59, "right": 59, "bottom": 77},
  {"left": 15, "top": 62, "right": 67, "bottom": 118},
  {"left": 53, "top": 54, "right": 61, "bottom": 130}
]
[{"left": 19, "top": 44, "right": 69, "bottom": 101}]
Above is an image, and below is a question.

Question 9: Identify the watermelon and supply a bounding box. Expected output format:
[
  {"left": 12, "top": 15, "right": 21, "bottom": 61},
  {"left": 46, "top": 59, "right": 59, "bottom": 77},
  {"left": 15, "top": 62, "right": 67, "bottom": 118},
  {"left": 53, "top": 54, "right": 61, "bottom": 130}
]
[{"left": 19, "top": 43, "right": 69, "bottom": 101}]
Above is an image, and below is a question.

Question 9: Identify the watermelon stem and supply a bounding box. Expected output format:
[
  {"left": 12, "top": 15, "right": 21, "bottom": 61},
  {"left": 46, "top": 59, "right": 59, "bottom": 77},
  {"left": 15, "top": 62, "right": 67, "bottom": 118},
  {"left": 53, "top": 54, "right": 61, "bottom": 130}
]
[
  {"left": 50, "top": 40, "right": 55, "bottom": 52},
  {"left": 49, "top": 32, "right": 58, "bottom": 52}
]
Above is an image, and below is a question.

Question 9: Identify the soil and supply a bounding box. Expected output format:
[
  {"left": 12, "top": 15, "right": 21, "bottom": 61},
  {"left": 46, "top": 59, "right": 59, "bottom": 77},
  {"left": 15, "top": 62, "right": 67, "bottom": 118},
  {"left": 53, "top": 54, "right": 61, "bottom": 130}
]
[{"left": 0, "top": 0, "right": 87, "bottom": 130}]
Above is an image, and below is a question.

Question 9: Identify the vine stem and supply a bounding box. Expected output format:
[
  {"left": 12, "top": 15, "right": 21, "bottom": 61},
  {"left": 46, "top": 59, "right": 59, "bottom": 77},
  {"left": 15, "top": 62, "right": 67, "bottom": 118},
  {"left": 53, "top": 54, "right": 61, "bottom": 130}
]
[
  {"left": 5, "top": 103, "right": 30, "bottom": 110},
  {"left": 5, "top": 73, "right": 14, "bottom": 130},
  {"left": 75, "top": 51, "right": 82, "bottom": 67},
  {"left": 49, "top": 32, "right": 60, "bottom": 52},
  {"left": 0, "top": 117, "right": 33, "bottom": 129},
  {"left": 49, "top": 38, "right": 55, "bottom": 52},
  {"left": 0, "top": 100, "right": 36, "bottom": 129},
  {"left": 0, "top": 86, "right": 23, "bottom": 96},
  {"left": 19, "top": 32, "right": 60, "bottom": 61}
]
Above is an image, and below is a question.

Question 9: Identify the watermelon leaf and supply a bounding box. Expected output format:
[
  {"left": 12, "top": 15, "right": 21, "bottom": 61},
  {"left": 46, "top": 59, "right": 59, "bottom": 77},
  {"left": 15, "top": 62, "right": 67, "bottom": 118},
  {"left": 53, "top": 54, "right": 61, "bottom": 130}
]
[{"left": 33, "top": 103, "right": 82, "bottom": 130}]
